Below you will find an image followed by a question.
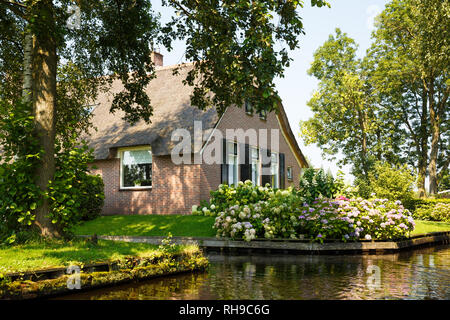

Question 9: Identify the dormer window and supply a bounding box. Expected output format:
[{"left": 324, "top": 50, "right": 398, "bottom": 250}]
[
  {"left": 259, "top": 109, "right": 267, "bottom": 120},
  {"left": 244, "top": 100, "right": 253, "bottom": 115}
]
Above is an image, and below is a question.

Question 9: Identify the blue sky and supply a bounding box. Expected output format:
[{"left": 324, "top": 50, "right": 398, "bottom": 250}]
[{"left": 152, "top": 0, "right": 390, "bottom": 183}]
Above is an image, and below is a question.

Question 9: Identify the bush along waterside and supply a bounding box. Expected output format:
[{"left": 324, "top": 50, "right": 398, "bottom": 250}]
[{"left": 199, "top": 181, "right": 415, "bottom": 242}]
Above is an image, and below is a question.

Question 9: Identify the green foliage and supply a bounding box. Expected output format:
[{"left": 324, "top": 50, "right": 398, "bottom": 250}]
[
  {"left": 162, "top": 0, "right": 329, "bottom": 115},
  {"left": 213, "top": 195, "right": 415, "bottom": 242},
  {"left": 298, "top": 168, "right": 340, "bottom": 204},
  {"left": 213, "top": 188, "right": 304, "bottom": 241},
  {"left": 366, "top": 162, "right": 416, "bottom": 204},
  {"left": 413, "top": 203, "right": 450, "bottom": 223},
  {"left": 299, "top": 29, "right": 400, "bottom": 180},
  {"left": 0, "top": 101, "right": 104, "bottom": 244},
  {"left": 193, "top": 181, "right": 272, "bottom": 216},
  {"left": 48, "top": 140, "right": 104, "bottom": 233},
  {"left": 403, "top": 198, "right": 450, "bottom": 213},
  {"left": 438, "top": 169, "right": 450, "bottom": 192},
  {"left": 0, "top": 100, "right": 42, "bottom": 243}
]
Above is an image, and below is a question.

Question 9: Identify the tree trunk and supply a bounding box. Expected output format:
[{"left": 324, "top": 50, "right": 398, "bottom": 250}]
[
  {"left": 417, "top": 91, "right": 428, "bottom": 198},
  {"left": 357, "top": 108, "right": 369, "bottom": 178},
  {"left": 31, "top": 0, "right": 60, "bottom": 237},
  {"left": 428, "top": 80, "right": 439, "bottom": 195}
]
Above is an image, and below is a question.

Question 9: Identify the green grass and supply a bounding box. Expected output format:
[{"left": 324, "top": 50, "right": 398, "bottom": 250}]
[
  {"left": 72, "top": 215, "right": 450, "bottom": 240},
  {"left": 410, "top": 220, "right": 450, "bottom": 236},
  {"left": 0, "top": 239, "right": 192, "bottom": 274},
  {"left": 73, "top": 215, "right": 216, "bottom": 237}
]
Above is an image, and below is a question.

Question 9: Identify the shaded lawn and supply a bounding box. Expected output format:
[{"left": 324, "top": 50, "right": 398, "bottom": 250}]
[
  {"left": 73, "top": 215, "right": 216, "bottom": 237},
  {"left": 410, "top": 220, "right": 450, "bottom": 236},
  {"left": 0, "top": 239, "right": 190, "bottom": 274}
]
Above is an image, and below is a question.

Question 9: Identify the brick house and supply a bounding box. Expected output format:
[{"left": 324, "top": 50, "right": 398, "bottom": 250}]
[{"left": 86, "top": 53, "right": 309, "bottom": 215}]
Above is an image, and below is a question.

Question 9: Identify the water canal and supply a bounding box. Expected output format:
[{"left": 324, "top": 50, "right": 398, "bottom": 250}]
[{"left": 59, "top": 244, "right": 450, "bottom": 300}]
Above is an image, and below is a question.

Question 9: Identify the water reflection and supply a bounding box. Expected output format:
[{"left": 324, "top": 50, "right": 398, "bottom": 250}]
[{"left": 60, "top": 245, "right": 450, "bottom": 300}]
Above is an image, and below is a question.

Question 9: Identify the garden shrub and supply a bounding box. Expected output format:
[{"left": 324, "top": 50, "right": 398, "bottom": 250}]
[
  {"left": 297, "top": 197, "right": 415, "bottom": 241},
  {"left": 213, "top": 194, "right": 415, "bottom": 242},
  {"left": 213, "top": 188, "right": 304, "bottom": 241},
  {"left": 413, "top": 202, "right": 450, "bottom": 223},
  {"left": 366, "top": 162, "right": 416, "bottom": 204},
  {"left": 192, "top": 180, "right": 272, "bottom": 216},
  {"left": 0, "top": 100, "right": 104, "bottom": 244},
  {"left": 0, "top": 101, "right": 42, "bottom": 244},
  {"left": 403, "top": 198, "right": 450, "bottom": 213},
  {"left": 48, "top": 139, "right": 105, "bottom": 232},
  {"left": 298, "top": 168, "right": 341, "bottom": 204}
]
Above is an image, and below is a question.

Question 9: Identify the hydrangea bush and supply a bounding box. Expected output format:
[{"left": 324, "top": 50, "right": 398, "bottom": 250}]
[
  {"left": 298, "top": 197, "right": 415, "bottom": 242},
  {"left": 208, "top": 181, "right": 415, "bottom": 242},
  {"left": 192, "top": 181, "right": 272, "bottom": 216},
  {"left": 213, "top": 187, "right": 304, "bottom": 241}
]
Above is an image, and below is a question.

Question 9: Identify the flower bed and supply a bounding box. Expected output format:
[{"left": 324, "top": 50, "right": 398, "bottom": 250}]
[{"left": 202, "top": 181, "right": 416, "bottom": 242}]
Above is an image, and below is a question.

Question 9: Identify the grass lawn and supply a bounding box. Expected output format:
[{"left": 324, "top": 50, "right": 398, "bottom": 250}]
[
  {"left": 73, "top": 215, "right": 450, "bottom": 239},
  {"left": 410, "top": 220, "right": 450, "bottom": 236},
  {"left": 0, "top": 239, "right": 196, "bottom": 274},
  {"left": 73, "top": 215, "right": 216, "bottom": 237}
]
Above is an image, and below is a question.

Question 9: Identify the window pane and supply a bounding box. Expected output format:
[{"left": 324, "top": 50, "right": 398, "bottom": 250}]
[
  {"left": 122, "top": 149, "right": 152, "bottom": 166},
  {"left": 251, "top": 147, "right": 259, "bottom": 160},
  {"left": 227, "top": 142, "right": 237, "bottom": 155},
  {"left": 122, "top": 149, "right": 152, "bottom": 187},
  {"left": 271, "top": 153, "right": 278, "bottom": 163},
  {"left": 228, "top": 154, "right": 238, "bottom": 186},
  {"left": 245, "top": 100, "right": 252, "bottom": 114},
  {"left": 252, "top": 161, "right": 260, "bottom": 186}
]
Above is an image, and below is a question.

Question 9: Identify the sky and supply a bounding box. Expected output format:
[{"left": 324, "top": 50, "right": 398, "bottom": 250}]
[{"left": 151, "top": 0, "right": 391, "bottom": 183}]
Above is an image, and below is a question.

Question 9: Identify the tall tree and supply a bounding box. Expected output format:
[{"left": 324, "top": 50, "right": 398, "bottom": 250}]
[
  {"left": 0, "top": 0, "right": 329, "bottom": 237},
  {"left": 299, "top": 29, "right": 401, "bottom": 180},
  {"left": 370, "top": 0, "right": 450, "bottom": 195}
]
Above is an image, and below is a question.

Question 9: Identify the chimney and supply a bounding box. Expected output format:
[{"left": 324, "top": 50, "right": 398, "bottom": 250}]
[{"left": 151, "top": 51, "right": 163, "bottom": 67}]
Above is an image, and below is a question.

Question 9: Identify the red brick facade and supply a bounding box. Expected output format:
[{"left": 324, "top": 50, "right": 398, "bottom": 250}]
[{"left": 91, "top": 106, "right": 305, "bottom": 215}]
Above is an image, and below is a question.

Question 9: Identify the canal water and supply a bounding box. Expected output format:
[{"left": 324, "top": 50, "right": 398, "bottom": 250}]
[{"left": 61, "top": 244, "right": 450, "bottom": 300}]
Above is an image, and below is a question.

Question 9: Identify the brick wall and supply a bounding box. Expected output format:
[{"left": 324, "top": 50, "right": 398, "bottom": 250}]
[
  {"left": 199, "top": 106, "right": 303, "bottom": 202},
  {"left": 91, "top": 106, "right": 304, "bottom": 215},
  {"left": 90, "top": 155, "right": 201, "bottom": 215}
]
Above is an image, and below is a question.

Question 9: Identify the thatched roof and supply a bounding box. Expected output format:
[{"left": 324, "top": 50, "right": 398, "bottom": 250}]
[
  {"left": 86, "top": 62, "right": 308, "bottom": 168},
  {"left": 86, "top": 64, "right": 219, "bottom": 159}
]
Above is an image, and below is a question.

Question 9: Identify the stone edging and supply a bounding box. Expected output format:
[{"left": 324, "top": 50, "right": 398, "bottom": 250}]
[{"left": 80, "top": 231, "right": 450, "bottom": 254}]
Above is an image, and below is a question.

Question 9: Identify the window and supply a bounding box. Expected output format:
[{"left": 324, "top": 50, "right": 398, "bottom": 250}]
[
  {"left": 244, "top": 100, "right": 253, "bottom": 115},
  {"left": 120, "top": 147, "right": 152, "bottom": 188},
  {"left": 271, "top": 152, "right": 279, "bottom": 188},
  {"left": 287, "top": 166, "right": 293, "bottom": 181},
  {"left": 227, "top": 141, "right": 239, "bottom": 186},
  {"left": 259, "top": 109, "right": 267, "bottom": 120},
  {"left": 251, "top": 147, "right": 260, "bottom": 186}
]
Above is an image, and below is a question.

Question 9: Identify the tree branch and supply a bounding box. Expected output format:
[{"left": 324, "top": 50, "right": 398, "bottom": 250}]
[
  {"left": 169, "top": 0, "right": 193, "bottom": 18},
  {"left": 0, "top": 0, "right": 27, "bottom": 19}
]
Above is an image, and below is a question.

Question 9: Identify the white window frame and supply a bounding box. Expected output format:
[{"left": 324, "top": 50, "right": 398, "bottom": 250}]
[
  {"left": 271, "top": 152, "right": 279, "bottom": 188},
  {"left": 118, "top": 146, "right": 153, "bottom": 190},
  {"left": 259, "top": 109, "right": 267, "bottom": 120},
  {"left": 287, "top": 166, "right": 293, "bottom": 181},
  {"left": 227, "top": 141, "right": 239, "bottom": 186},
  {"left": 250, "top": 146, "right": 261, "bottom": 186},
  {"left": 244, "top": 100, "right": 253, "bottom": 115}
]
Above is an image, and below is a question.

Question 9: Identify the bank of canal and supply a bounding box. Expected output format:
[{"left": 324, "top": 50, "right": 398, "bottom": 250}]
[{"left": 59, "top": 244, "right": 450, "bottom": 300}]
